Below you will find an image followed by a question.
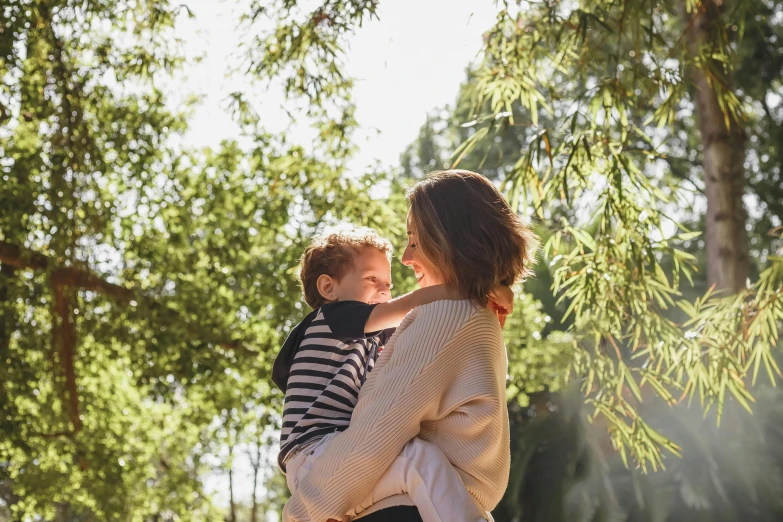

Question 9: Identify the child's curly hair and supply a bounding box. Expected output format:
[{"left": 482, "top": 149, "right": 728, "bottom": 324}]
[{"left": 299, "top": 226, "right": 393, "bottom": 309}]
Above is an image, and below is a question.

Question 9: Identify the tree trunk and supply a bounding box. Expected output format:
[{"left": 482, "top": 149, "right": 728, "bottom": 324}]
[
  {"left": 250, "top": 441, "right": 262, "bottom": 522},
  {"left": 0, "top": 263, "right": 16, "bottom": 412},
  {"left": 228, "top": 444, "right": 236, "bottom": 522},
  {"left": 683, "top": 0, "right": 749, "bottom": 293},
  {"left": 0, "top": 266, "right": 21, "bottom": 517},
  {"left": 52, "top": 281, "right": 82, "bottom": 434}
]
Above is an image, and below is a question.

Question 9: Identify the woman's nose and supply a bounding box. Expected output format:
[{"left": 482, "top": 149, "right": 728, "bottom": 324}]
[{"left": 401, "top": 246, "right": 413, "bottom": 266}]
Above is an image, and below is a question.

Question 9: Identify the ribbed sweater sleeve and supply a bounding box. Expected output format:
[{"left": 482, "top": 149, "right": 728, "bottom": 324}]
[{"left": 283, "top": 300, "right": 510, "bottom": 522}]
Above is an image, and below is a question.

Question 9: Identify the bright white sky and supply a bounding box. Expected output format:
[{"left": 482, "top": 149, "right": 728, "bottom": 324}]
[
  {"left": 178, "top": 0, "right": 498, "bottom": 513},
  {"left": 178, "top": 0, "right": 497, "bottom": 171}
]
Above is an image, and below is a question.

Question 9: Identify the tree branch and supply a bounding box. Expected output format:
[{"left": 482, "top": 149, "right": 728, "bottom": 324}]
[
  {"left": 0, "top": 241, "right": 134, "bottom": 302},
  {"left": 0, "top": 240, "right": 257, "bottom": 356}
]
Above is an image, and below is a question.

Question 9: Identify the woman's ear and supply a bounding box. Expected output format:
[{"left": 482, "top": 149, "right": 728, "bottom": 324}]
[{"left": 316, "top": 274, "right": 337, "bottom": 302}]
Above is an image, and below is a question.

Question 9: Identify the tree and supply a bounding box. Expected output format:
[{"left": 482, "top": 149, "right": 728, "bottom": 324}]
[
  {"left": 1, "top": 1, "right": 218, "bottom": 518},
  {"left": 733, "top": 0, "right": 783, "bottom": 260},
  {"left": 1, "top": 0, "right": 405, "bottom": 519}
]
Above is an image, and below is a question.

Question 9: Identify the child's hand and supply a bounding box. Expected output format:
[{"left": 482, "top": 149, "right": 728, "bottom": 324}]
[{"left": 488, "top": 285, "right": 514, "bottom": 328}]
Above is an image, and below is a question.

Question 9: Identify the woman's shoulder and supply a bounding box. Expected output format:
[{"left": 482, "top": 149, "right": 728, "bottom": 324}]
[
  {"left": 378, "top": 299, "right": 503, "bottom": 377},
  {"left": 414, "top": 298, "right": 475, "bottom": 322},
  {"left": 394, "top": 299, "right": 504, "bottom": 367}
]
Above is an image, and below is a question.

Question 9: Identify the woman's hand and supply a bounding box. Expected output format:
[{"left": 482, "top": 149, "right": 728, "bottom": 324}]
[
  {"left": 488, "top": 285, "right": 514, "bottom": 328},
  {"left": 326, "top": 517, "right": 350, "bottom": 522}
]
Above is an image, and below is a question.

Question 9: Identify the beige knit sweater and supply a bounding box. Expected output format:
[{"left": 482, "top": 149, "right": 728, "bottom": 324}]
[{"left": 283, "top": 299, "right": 510, "bottom": 522}]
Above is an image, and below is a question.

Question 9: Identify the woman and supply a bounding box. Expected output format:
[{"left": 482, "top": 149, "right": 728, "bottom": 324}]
[{"left": 284, "top": 170, "right": 538, "bottom": 521}]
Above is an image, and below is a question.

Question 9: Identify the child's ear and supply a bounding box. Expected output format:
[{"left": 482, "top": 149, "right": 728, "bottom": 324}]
[{"left": 316, "top": 274, "right": 337, "bottom": 302}]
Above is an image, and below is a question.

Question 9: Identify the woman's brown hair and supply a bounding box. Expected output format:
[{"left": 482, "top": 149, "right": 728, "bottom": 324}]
[{"left": 406, "top": 170, "right": 539, "bottom": 306}]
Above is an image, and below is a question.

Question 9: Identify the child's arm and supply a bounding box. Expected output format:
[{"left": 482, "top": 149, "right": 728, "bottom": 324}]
[
  {"left": 364, "top": 285, "right": 458, "bottom": 333},
  {"left": 366, "top": 284, "right": 516, "bottom": 334}
]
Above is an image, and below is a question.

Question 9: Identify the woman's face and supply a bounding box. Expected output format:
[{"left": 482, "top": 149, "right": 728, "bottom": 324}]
[{"left": 401, "top": 210, "right": 444, "bottom": 288}]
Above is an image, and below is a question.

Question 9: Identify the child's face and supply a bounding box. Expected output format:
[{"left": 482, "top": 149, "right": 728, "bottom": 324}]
[{"left": 332, "top": 247, "right": 393, "bottom": 304}]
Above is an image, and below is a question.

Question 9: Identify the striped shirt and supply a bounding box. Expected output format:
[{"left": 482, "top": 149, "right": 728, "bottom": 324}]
[{"left": 275, "top": 301, "right": 394, "bottom": 471}]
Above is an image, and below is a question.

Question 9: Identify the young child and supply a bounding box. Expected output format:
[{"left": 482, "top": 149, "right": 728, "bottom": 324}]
[{"left": 273, "top": 226, "right": 505, "bottom": 522}]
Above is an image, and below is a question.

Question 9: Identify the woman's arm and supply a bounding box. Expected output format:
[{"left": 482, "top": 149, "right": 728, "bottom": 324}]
[{"left": 283, "top": 301, "right": 477, "bottom": 522}]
